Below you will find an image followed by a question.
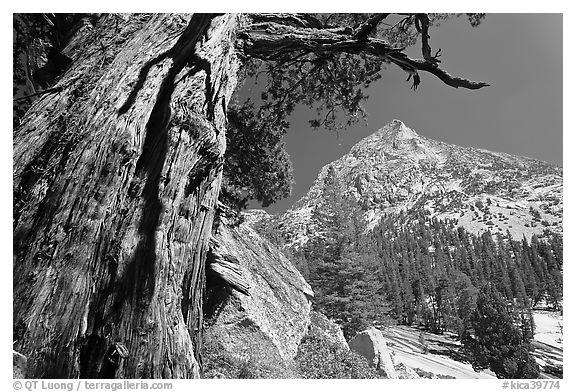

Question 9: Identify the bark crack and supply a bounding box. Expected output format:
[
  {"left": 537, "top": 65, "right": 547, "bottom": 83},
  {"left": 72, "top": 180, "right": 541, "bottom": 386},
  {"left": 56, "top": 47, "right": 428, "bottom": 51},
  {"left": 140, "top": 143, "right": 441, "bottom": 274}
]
[
  {"left": 118, "top": 14, "right": 218, "bottom": 116},
  {"left": 117, "top": 14, "right": 218, "bottom": 310}
]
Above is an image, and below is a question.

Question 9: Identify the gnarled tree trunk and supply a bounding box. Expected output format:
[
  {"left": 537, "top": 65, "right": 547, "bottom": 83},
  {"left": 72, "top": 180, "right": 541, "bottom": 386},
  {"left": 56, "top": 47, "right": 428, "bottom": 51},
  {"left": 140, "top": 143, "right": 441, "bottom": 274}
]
[{"left": 13, "top": 13, "right": 243, "bottom": 378}]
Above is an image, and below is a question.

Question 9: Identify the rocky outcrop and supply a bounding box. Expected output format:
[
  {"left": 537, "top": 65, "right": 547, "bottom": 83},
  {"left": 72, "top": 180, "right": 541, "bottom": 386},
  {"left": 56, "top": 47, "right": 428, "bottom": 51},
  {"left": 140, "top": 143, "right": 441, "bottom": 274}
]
[
  {"left": 307, "top": 311, "right": 348, "bottom": 351},
  {"left": 348, "top": 327, "right": 398, "bottom": 379},
  {"left": 204, "top": 214, "right": 313, "bottom": 373}
]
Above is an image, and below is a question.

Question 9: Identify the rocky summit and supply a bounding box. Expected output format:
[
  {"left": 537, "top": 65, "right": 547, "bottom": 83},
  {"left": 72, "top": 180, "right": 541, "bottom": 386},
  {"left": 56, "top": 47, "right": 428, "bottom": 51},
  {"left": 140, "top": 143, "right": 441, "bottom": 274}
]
[{"left": 273, "top": 119, "right": 562, "bottom": 249}]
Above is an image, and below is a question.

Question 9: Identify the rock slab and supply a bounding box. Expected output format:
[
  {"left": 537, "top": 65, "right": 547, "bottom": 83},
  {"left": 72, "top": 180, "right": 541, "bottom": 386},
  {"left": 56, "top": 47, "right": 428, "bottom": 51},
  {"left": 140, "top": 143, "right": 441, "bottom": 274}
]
[
  {"left": 206, "top": 216, "right": 313, "bottom": 364},
  {"left": 348, "top": 327, "right": 398, "bottom": 379},
  {"left": 308, "top": 311, "right": 348, "bottom": 351}
]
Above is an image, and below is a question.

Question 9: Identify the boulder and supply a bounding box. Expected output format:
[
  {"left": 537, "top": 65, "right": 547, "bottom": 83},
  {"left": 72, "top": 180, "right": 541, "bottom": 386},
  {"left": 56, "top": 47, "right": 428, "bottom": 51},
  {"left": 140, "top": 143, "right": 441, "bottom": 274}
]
[
  {"left": 13, "top": 351, "right": 27, "bottom": 378},
  {"left": 348, "top": 327, "right": 398, "bottom": 379},
  {"left": 307, "top": 311, "right": 348, "bottom": 351},
  {"left": 395, "top": 363, "right": 421, "bottom": 379},
  {"left": 204, "top": 214, "right": 313, "bottom": 374}
]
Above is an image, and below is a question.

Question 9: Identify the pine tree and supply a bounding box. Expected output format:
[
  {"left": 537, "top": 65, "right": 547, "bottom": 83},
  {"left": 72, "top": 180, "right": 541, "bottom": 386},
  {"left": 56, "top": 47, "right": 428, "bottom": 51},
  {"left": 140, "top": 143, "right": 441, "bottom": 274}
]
[
  {"left": 495, "top": 234, "right": 514, "bottom": 299},
  {"left": 463, "top": 284, "right": 540, "bottom": 379},
  {"left": 453, "top": 272, "right": 478, "bottom": 339},
  {"left": 535, "top": 238, "right": 562, "bottom": 309}
]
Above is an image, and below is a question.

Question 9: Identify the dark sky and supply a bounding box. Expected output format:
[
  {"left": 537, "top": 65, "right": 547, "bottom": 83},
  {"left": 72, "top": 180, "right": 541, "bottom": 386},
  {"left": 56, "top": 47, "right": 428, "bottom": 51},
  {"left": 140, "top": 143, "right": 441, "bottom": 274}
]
[{"left": 246, "top": 14, "right": 563, "bottom": 214}]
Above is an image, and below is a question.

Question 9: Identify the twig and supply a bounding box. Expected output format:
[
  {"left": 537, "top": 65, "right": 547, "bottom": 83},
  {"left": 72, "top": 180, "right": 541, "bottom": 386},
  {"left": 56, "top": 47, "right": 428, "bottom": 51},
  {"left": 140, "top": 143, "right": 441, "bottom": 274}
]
[{"left": 13, "top": 75, "right": 82, "bottom": 102}]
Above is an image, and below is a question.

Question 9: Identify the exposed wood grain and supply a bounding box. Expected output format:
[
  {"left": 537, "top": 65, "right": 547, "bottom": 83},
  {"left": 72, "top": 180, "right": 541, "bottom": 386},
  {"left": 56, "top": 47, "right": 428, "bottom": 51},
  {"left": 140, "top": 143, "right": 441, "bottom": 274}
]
[{"left": 13, "top": 13, "right": 243, "bottom": 379}]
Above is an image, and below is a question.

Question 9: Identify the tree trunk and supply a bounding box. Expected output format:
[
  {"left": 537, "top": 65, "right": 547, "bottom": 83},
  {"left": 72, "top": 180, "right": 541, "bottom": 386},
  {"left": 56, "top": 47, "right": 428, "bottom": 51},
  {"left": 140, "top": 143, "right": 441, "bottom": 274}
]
[{"left": 13, "top": 13, "right": 243, "bottom": 379}]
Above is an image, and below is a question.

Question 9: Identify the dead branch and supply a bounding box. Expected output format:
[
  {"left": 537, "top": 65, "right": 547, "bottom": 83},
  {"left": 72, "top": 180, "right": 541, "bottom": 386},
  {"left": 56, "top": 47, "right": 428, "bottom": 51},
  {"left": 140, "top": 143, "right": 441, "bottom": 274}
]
[{"left": 239, "top": 19, "right": 489, "bottom": 90}]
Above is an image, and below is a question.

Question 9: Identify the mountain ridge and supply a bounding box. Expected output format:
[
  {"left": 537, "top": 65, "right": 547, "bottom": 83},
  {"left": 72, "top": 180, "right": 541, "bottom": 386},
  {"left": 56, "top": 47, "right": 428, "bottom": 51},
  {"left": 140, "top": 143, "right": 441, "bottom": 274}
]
[{"left": 251, "top": 119, "right": 562, "bottom": 249}]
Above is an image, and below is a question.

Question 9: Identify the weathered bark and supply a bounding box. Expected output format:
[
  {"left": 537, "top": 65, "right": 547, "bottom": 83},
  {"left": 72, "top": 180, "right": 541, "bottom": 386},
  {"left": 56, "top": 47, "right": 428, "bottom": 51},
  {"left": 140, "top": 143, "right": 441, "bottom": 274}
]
[
  {"left": 13, "top": 14, "right": 98, "bottom": 127},
  {"left": 13, "top": 13, "right": 243, "bottom": 378}
]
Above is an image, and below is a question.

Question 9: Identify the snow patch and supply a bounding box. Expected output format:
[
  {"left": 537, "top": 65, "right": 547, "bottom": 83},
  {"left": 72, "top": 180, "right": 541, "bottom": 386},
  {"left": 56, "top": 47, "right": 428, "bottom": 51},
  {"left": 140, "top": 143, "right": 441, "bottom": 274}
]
[{"left": 533, "top": 310, "right": 563, "bottom": 350}]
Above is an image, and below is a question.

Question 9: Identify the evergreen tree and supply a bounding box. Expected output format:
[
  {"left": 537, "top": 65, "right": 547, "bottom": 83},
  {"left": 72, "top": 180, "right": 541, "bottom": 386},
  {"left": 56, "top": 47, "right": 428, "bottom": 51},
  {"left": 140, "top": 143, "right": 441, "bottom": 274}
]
[
  {"left": 364, "top": 211, "right": 560, "bottom": 346},
  {"left": 508, "top": 262, "right": 531, "bottom": 309},
  {"left": 463, "top": 284, "right": 540, "bottom": 379},
  {"left": 494, "top": 234, "right": 514, "bottom": 299},
  {"left": 453, "top": 272, "right": 478, "bottom": 339},
  {"left": 535, "top": 238, "right": 562, "bottom": 309}
]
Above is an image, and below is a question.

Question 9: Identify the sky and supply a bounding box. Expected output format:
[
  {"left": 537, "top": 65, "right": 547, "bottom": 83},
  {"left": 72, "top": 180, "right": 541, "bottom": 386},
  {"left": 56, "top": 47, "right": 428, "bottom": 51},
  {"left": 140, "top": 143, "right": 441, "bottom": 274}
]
[{"left": 244, "top": 14, "right": 563, "bottom": 214}]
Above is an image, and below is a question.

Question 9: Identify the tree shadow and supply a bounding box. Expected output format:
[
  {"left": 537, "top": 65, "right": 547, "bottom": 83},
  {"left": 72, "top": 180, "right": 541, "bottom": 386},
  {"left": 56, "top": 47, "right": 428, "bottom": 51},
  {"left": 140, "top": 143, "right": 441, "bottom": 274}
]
[
  {"left": 117, "top": 14, "right": 216, "bottom": 116},
  {"left": 115, "top": 14, "right": 217, "bottom": 309},
  {"left": 117, "top": 51, "right": 170, "bottom": 115},
  {"left": 428, "top": 347, "right": 469, "bottom": 363}
]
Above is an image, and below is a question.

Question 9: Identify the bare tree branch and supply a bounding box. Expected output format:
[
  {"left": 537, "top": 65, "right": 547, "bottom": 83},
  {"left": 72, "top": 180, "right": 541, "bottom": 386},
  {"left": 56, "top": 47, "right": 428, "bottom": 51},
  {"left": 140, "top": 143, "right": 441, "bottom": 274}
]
[
  {"left": 249, "top": 13, "right": 323, "bottom": 29},
  {"left": 239, "top": 20, "right": 489, "bottom": 90},
  {"left": 354, "top": 14, "right": 390, "bottom": 40},
  {"left": 415, "top": 13, "right": 441, "bottom": 65},
  {"left": 387, "top": 51, "right": 488, "bottom": 89}
]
